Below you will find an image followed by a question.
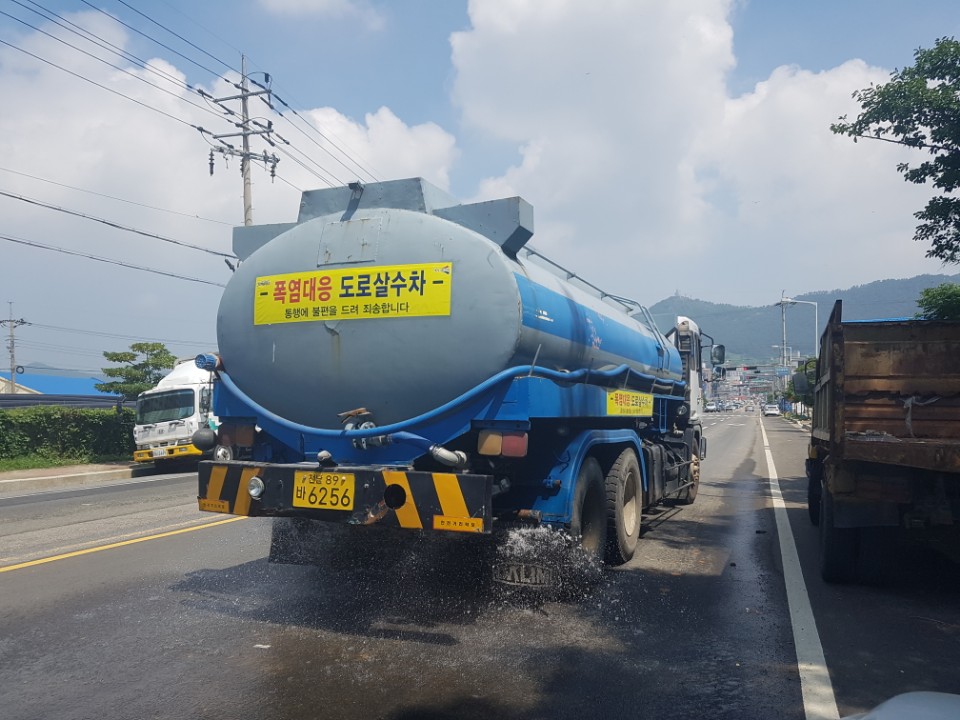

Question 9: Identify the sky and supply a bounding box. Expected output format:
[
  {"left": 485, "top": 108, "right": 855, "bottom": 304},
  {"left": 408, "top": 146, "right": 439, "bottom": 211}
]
[{"left": 1, "top": 0, "right": 959, "bottom": 379}]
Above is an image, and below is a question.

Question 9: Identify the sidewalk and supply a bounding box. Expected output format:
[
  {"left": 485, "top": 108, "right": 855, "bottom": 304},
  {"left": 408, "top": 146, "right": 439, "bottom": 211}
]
[{"left": 0, "top": 461, "right": 151, "bottom": 497}]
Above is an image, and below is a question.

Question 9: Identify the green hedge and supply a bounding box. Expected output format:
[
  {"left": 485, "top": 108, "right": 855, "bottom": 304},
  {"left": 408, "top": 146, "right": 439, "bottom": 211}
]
[{"left": 0, "top": 406, "right": 135, "bottom": 460}]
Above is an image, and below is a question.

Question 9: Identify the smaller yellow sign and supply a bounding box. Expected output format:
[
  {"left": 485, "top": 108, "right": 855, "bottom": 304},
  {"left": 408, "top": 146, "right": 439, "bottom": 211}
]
[
  {"left": 198, "top": 498, "right": 229, "bottom": 513},
  {"left": 606, "top": 389, "right": 654, "bottom": 417},
  {"left": 433, "top": 515, "right": 484, "bottom": 533},
  {"left": 254, "top": 262, "right": 453, "bottom": 325}
]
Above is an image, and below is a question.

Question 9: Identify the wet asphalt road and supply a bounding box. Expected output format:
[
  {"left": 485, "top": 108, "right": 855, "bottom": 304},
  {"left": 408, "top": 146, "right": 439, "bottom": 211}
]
[{"left": 1, "top": 415, "right": 959, "bottom": 720}]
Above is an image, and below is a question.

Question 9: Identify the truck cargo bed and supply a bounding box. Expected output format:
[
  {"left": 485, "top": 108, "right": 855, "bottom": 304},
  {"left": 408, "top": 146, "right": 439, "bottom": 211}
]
[{"left": 812, "top": 301, "right": 960, "bottom": 471}]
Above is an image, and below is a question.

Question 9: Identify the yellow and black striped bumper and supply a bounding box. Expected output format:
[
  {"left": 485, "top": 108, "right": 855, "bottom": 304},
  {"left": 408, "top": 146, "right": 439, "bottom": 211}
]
[{"left": 197, "top": 461, "right": 493, "bottom": 534}]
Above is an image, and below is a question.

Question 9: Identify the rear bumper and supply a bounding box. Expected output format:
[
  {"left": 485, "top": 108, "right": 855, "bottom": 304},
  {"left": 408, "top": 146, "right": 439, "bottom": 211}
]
[{"left": 197, "top": 460, "right": 493, "bottom": 534}]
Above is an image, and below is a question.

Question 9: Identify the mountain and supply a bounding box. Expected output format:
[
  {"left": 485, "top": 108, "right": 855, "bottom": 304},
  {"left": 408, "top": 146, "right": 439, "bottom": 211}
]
[{"left": 647, "top": 273, "right": 960, "bottom": 364}]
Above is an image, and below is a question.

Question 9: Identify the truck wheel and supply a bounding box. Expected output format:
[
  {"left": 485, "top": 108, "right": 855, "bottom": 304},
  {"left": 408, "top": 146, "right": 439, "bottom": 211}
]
[
  {"left": 678, "top": 447, "right": 700, "bottom": 505},
  {"left": 213, "top": 444, "right": 234, "bottom": 461},
  {"left": 806, "top": 459, "right": 822, "bottom": 526},
  {"left": 571, "top": 456, "right": 607, "bottom": 568},
  {"left": 604, "top": 448, "right": 642, "bottom": 565},
  {"left": 819, "top": 488, "right": 858, "bottom": 583}
]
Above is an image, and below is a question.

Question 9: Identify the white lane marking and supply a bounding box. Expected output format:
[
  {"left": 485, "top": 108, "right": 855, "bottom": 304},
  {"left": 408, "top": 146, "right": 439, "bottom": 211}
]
[{"left": 760, "top": 419, "right": 839, "bottom": 720}]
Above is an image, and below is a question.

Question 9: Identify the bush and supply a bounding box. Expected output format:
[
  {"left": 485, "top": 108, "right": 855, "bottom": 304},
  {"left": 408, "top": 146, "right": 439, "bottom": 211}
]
[{"left": 0, "top": 406, "right": 135, "bottom": 460}]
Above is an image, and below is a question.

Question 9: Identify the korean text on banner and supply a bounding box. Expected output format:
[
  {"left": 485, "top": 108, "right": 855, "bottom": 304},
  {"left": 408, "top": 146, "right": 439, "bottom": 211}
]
[{"left": 254, "top": 262, "right": 453, "bottom": 325}]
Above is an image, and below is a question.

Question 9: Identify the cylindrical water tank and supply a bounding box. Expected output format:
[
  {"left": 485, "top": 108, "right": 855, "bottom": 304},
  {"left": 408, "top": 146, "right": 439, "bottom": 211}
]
[{"left": 216, "top": 199, "right": 682, "bottom": 428}]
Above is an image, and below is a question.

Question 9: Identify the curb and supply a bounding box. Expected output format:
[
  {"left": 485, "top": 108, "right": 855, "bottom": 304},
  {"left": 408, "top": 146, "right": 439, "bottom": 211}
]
[{"left": 0, "top": 463, "right": 158, "bottom": 498}]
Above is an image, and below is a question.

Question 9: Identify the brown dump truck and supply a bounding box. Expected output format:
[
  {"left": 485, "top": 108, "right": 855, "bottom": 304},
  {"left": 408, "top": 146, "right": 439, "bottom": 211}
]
[{"left": 805, "top": 300, "right": 960, "bottom": 583}]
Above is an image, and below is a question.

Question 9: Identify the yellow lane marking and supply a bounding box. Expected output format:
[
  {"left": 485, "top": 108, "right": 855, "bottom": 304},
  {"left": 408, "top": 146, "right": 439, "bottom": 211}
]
[
  {"left": 0, "top": 517, "right": 246, "bottom": 574},
  {"left": 382, "top": 470, "right": 422, "bottom": 529},
  {"left": 433, "top": 472, "right": 469, "bottom": 518}
]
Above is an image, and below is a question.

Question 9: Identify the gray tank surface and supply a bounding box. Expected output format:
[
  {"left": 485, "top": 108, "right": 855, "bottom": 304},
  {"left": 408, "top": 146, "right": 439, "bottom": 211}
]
[{"left": 216, "top": 178, "right": 681, "bottom": 428}]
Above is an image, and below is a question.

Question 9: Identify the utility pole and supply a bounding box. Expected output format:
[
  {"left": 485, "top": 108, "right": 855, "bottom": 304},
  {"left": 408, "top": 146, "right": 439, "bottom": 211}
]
[
  {"left": 201, "top": 55, "right": 279, "bottom": 226},
  {"left": 1, "top": 302, "right": 28, "bottom": 394},
  {"left": 240, "top": 55, "right": 253, "bottom": 227}
]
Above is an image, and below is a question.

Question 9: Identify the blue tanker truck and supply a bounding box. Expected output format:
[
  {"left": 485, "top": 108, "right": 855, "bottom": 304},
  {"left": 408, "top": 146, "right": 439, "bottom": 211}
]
[{"left": 192, "top": 178, "right": 723, "bottom": 588}]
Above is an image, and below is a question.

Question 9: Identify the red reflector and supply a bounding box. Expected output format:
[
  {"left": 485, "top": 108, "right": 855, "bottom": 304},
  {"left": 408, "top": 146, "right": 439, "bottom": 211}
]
[{"left": 501, "top": 432, "right": 528, "bottom": 457}]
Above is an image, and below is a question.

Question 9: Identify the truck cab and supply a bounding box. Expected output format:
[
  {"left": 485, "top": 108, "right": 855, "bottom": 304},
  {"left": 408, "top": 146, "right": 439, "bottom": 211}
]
[{"left": 133, "top": 359, "right": 217, "bottom": 464}]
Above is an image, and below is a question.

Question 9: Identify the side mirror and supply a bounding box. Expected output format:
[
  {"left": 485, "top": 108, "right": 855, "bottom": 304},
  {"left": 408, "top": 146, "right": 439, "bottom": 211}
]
[{"left": 710, "top": 344, "right": 726, "bottom": 366}]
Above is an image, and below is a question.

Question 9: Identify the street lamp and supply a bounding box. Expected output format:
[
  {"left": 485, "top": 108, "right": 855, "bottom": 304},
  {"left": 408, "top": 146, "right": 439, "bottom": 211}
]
[{"left": 775, "top": 294, "right": 819, "bottom": 359}]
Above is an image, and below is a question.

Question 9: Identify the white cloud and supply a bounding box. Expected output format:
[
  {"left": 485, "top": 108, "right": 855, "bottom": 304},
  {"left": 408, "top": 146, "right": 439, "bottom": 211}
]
[
  {"left": 451, "top": 0, "right": 736, "bottom": 294},
  {"left": 450, "top": 0, "right": 947, "bottom": 306},
  {"left": 691, "top": 59, "right": 938, "bottom": 298},
  {"left": 301, "top": 106, "right": 459, "bottom": 190}
]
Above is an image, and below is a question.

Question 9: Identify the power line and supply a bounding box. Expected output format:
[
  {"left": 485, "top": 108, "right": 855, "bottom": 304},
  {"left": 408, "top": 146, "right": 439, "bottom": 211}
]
[
  {"left": 0, "top": 9, "right": 226, "bottom": 124},
  {"left": 117, "top": 1, "right": 369, "bottom": 186},
  {"left": 15, "top": 364, "right": 106, "bottom": 374},
  {"left": 18, "top": 340, "right": 109, "bottom": 358},
  {"left": 78, "top": 0, "right": 229, "bottom": 79},
  {"left": 6, "top": 4, "right": 329, "bottom": 207},
  {"left": 0, "top": 189, "right": 236, "bottom": 259},
  {"left": 0, "top": 165, "right": 232, "bottom": 225},
  {"left": 152, "top": 0, "right": 244, "bottom": 68},
  {"left": 18, "top": 2, "right": 365, "bottom": 196},
  {"left": 28, "top": 322, "right": 215, "bottom": 346},
  {"left": 111, "top": 0, "right": 377, "bottom": 184},
  {"left": 0, "top": 233, "right": 226, "bottom": 287},
  {"left": 0, "top": 36, "right": 201, "bottom": 130},
  {"left": 112, "top": 0, "right": 237, "bottom": 76},
  {"left": 12, "top": 0, "right": 200, "bottom": 95},
  {"left": 254, "top": 87, "right": 378, "bottom": 184}
]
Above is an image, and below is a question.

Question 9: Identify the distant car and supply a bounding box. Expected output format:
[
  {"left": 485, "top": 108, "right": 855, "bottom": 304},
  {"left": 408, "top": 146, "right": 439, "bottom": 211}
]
[
  {"left": 762, "top": 404, "right": 781, "bottom": 416},
  {"left": 745, "top": 405, "right": 754, "bottom": 412},
  {"left": 705, "top": 402, "right": 718, "bottom": 413}
]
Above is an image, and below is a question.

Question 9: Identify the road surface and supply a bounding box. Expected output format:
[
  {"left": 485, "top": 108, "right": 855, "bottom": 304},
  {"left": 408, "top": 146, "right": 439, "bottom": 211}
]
[{"left": 1, "top": 414, "right": 958, "bottom": 720}]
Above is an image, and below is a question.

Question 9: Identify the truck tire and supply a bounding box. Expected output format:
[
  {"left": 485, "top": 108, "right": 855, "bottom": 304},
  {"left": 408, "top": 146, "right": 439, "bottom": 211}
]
[
  {"left": 571, "top": 456, "right": 607, "bottom": 568},
  {"left": 806, "top": 459, "right": 822, "bottom": 526},
  {"left": 213, "top": 444, "right": 234, "bottom": 461},
  {"left": 678, "top": 446, "right": 700, "bottom": 505},
  {"left": 604, "top": 448, "right": 642, "bottom": 565},
  {"left": 819, "top": 488, "right": 858, "bottom": 583}
]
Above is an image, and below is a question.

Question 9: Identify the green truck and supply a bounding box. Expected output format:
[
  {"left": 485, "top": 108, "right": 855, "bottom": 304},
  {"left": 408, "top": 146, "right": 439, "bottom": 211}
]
[{"left": 805, "top": 300, "right": 960, "bottom": 582}]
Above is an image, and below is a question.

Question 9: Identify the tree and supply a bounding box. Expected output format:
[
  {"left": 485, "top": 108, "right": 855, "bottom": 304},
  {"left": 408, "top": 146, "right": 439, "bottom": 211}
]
[
  {"left": 96, "top": 342, "right": 177, "bottom": 400},
  {"left": 916, "top": 282, "right": 960, "bottom": 320},
  {"left": 831, "top": 37, "right": 960, "bottom": 263}
]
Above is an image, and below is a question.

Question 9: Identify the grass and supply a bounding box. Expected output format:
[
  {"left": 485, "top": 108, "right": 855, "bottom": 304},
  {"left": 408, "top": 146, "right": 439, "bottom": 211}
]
[{"left": 0, "top": 454, "right": 132, "bottom": 473}]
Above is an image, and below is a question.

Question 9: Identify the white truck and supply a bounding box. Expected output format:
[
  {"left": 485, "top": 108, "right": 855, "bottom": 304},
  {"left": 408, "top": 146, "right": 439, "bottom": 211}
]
[{"left": 133, "top": 359, "right": 220, "bottom": 465}]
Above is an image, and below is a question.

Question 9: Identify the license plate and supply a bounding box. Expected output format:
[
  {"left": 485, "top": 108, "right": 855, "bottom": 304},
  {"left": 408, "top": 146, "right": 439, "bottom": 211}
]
[
  {"left": 293, "top": 471, "right": 355, "bottom": 510},
  {"left": 152, "top": 448, "right": 168, "bottom": 458},
  {"left": 492, "top": 562, "right": 556, "bottom": 588}
]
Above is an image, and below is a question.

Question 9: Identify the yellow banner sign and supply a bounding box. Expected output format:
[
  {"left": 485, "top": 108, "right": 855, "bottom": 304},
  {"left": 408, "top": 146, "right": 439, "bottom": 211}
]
[
  {"left": 254, "top": 262, "right": 452, "bottom": 325},
  {"left": 606, "top": 389, "right": 654, "bottom": 416}
]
